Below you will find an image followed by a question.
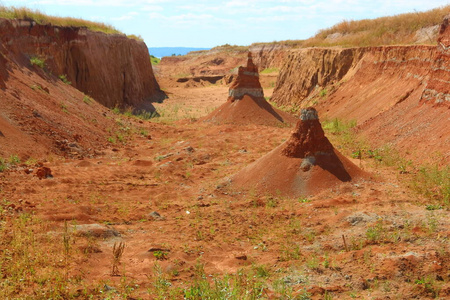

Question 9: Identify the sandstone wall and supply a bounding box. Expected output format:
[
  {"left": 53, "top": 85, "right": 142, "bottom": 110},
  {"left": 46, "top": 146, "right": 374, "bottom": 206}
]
[
  {"left": 269, "top": 42, "right": 449, "bottom": 163},
  {"left": 271, "top": 47, "right": 368, "bottom": 106},
  {"left": 0, "top": 18, "right": 163, "bottom": 109},
  {"left": 421, "top": 14, "right": 450, "bottom": 105}
]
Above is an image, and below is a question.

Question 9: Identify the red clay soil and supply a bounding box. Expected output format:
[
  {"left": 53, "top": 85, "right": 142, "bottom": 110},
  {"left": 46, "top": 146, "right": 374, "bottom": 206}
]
[
  {"left": 1, "top": 82, "right": 449, "bottom": 299},
  {"left": 231, "top": 108, "right": 367, "bottom": 197},
  {"left": 202, "top": 94, "right": 297, "bottom": 126},
  {"left": 0, "top": 45, "right": 121, "bottom": 159},
  {"left": 315, "top": 45, "right": 450, "bottom": 164}
]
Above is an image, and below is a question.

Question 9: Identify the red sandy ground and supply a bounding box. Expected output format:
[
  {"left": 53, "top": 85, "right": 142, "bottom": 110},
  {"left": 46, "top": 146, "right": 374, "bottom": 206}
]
[{"left": 0, "top": 73, "right": 449, "bottom": 299}]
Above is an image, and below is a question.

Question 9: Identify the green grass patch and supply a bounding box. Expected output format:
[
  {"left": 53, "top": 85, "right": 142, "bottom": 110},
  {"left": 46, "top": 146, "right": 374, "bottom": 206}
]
[
  {"left": 30, "top": 56, "right": 45, "bottom": 68},
  {"left": 150, "top": 55, "right": 160, "bottom": 65},
  {"left": 260, "top": 67, "right": 279, "bottom": 74},
  {"left": 82, "top": 95, "right": 93, "bottom": 104},
  {"left": 58, "top": 74, "right": 71, "bottom": 85},
  {"left": 410, "top": 165, "right": 449, "bottom": 207}
]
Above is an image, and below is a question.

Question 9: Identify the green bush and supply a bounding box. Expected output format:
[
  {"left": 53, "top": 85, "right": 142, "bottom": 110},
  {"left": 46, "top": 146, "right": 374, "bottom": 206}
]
[
  {"left": 30, "top": 56, "right": 45, "bottom": 68},
  {"left": 58, "top": 74, "right": 71, "bottom": 85}
]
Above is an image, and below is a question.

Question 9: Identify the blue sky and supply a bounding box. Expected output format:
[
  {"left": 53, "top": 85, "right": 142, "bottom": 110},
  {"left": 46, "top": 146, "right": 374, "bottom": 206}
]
[{"left": 1, "top": 0, "right": 449, "bottom": 47}]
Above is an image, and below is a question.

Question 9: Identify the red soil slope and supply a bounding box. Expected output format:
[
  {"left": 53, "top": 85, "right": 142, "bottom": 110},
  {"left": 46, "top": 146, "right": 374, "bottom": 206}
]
[
  {"left": 271, "top": 15, "right": 450, "bottom": 164},
  {"left": 0, "top": 37, "right": 122, "bottom": 159},
  {"left": 0, "top": 18, "right": 164, "bottom": 109},
  {"left": 231, "top": 108, "right": 367, "bottom": 196}
]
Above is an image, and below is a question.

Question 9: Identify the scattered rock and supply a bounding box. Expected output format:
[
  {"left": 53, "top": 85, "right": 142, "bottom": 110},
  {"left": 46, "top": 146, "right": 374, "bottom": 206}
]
[
  {"left": 235, "top": 254, "right": 247, "bottom": 260},
  {"left": 149, "top": 211, "right": 165, "bottom": 221},
  {"left": 148, "top": 246, "right": 170, "bottom": 253},
  {"left": 71, "top": 224, "right": 120, "bottom": 238},
  {"left": 0, "top": 130, "right": 4, "bottom": 137},
  {"left": 346, "top": 212, "right": 378, "bottom": 226},
  {"left": 103, "top": 284, "right": 116, "bottom": 292},
  {"left": 184, "top": 146, "right": 195, "bottom": 153},
  {"left": 156, "top": 153, "right": 174, "bottom": 160},
  {"left": 32, "top": 110, "right": 41, "bottom": 118},
  {"left": 36, "top": 167, "right": 53, "bottom": 179}
]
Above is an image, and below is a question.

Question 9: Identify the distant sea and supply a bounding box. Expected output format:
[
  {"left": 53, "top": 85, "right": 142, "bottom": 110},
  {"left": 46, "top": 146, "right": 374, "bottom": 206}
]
[{"left": 148, "top": 47, "right": 210, "bottom": 58}]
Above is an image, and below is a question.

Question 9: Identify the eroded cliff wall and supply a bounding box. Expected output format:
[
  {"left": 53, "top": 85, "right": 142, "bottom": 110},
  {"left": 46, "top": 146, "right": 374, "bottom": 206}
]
[
  {"left": 0, "top": 18, "right": 163, "bottom": 109},
  {"left": 270, "top": 19, "right": 449, "bottom": 164}
]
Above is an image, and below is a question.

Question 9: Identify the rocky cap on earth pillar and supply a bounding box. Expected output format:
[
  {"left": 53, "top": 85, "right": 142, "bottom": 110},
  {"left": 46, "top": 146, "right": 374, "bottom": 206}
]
[
  {"left": 228, "top": 52, "right": 264, "bottom": 101},
  {"left": 282, "top": 107, "right": 334, "bottom": 158}
]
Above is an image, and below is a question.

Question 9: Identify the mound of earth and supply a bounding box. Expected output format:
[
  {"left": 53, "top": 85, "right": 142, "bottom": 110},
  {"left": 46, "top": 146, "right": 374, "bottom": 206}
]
[
  {"left": 231, "top": 107, "right": 367, "bottom": 196},
  {"left": 203, "top": 53, "right": 296, "bottom": 126}
]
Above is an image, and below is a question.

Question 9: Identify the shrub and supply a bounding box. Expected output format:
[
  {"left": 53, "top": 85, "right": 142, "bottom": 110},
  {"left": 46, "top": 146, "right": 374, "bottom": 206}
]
[
  {"left": 58, "top": 74, "right": 71, "bottom": 85},
  {"left": 0, "top": 158, "right": 6, "bottom": 172},
  {"left": 30, "top": 56, "right": 45, "bottom": 68}
]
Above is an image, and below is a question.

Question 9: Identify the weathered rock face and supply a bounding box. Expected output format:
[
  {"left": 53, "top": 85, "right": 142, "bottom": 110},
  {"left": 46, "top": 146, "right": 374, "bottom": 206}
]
[
  {"left": 271, "top": 47, "right": 368, "bottom": 106},
  {"left": 0, "top": 18, "right": 163, "bottom": 109},
  {"left": 282, "top": 107, "right": 333, "bottom": 158},
  {"left": 158, "top": 46, "right": 288, "bottom": 78},
  {"left": 421, "top": 14, "right": 450, "bottom": 105},
  {"left": 228, "top": 53, "right": 264, "bottom": 100},
  {"left": 270, "top": 15, "right": 450, "bottom": 164}
]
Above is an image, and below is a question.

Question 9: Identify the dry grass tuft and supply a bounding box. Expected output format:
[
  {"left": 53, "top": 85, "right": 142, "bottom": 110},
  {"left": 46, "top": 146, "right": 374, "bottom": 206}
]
[
  {"left": 250, "top": 5, "right": 450, "bottom": 48},
  {"left": 0, "top": 5, "right": 122, "bottom": 35},
  {"left": 304, "top": 5, "right": 450, "bottom": 47}
]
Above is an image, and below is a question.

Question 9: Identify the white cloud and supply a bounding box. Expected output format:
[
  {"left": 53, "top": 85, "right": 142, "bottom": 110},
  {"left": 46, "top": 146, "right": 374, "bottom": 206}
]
[
  {"left": 141, "top": 5, "right": 164, "bottom": 12},
  {"left": 111, "top": 11, "right": 138, "bottom": 21}
]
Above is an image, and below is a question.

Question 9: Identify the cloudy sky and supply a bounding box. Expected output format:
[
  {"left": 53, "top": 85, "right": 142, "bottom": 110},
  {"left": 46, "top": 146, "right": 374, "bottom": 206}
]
[{"left": 1, "top": 0, "right": 449, "bottom": 47}]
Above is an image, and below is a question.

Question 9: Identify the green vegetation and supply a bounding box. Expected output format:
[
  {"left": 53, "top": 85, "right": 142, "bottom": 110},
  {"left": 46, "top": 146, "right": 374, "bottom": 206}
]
[
  {"left": 410, "top": 165, "right": 449, "bottom": 206},
  {"left": 82, "top": 95, "right": 93, "bottom": 104},
  {"left": 152, "top": 250, "right": 168, "bottom": 260},
  {"left": 150, "top": 55, "right": 161, "bottom": 65},
  {"left": 322, "top": 117, "right": 449, "bottom": 207},
  {"left": 0, "top": 6, "right": 121, "bottom": 34},
  {"left": 260, "top": 67, "right": 279, "bottom": 74},
  {"left": 58, "top": 74, "right": 71, "bottom": 85},
  {"left": 0, "top": 158, "right": 6, "bottom": 172},
  {"left": 60, "top": 102, "right": 69, "bottom": 113},
  {"left": 0, "top": 155, "right": 21, "bottom": 172},
  {"left": 30, "top": 84, "right": 47, "bottom": 93},
  {"left": 30, "top": 56, "right": 45, "bottom": 68}
]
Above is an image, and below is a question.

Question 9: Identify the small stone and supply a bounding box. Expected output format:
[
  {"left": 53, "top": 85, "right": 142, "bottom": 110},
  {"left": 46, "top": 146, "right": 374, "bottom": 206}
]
[
  {"left": 71, "top": 224, "right": 120, "bottom": 239},
  {"left": 103, "top": 284, "right": 116, "bottom": 292},
  {"left": 184, "top": 146, "right": 195, "bottom": 153},
  {"left": 235, "top": 254, "right": 247, "bottom": 260},
  {"left": 148, "top": 246, "right": 170, "bottom": 253},
  {"left": 36, "top": 167, "right": 53, "bottom": 179},
  {"left": 149, "top": 211, "right": 165, "bottom": 221}
]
